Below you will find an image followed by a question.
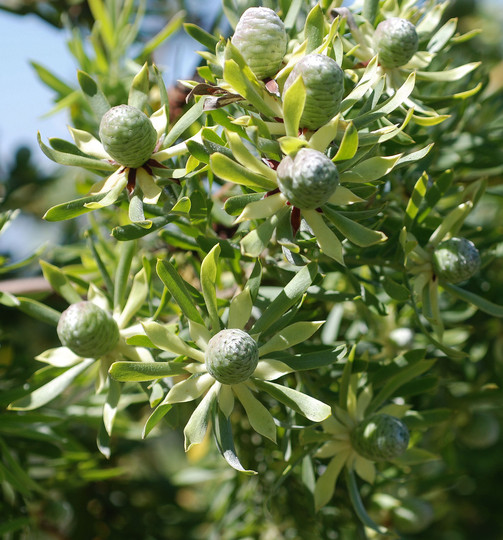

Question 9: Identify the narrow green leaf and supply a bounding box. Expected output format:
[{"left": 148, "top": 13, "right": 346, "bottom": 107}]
[
  {"left": 303, "top": 209, "right": 345, "bottom": 264},
  {"left": 314, "top": 452, "right": 348, "bottom": 511},
  {"left": 200, "top": 244, "right": 221, "bottom": 331},
  {"left": 39, "top": 260, "right": 82, "bottom": 305},
  {"left": 156, "top": 259, "right": 205, "bottom": 324},
  {"left": 323, "top": 208, "right": 386, "bottom": 247},
  {"left": 366, "top": 360, "right": 436, "bottom": 416},
  {"left": 183, "top": 23, "right": 219, "bottom": 50},
  {"left": 251, "top": 262, "right": 318, "bottom": 335},
  {"left": 16, "top": 297, "right": 61, "bottom": 327},
  {"left": 272, "top": 347, "right": 346, "bottom": 371},
  {"left": 114, "top": 240, "right": 136, "bottom": 311},
  {"left": 38, "top": 133, "right": 115, "bottom": 171},
  {"left": 339, "top": 154, "right": 401, "bottom": 183},
  {"left": 253, "top": 379, "right": 331, "bottom": 422},
  {"left": 143, "top": 321, "right": 205, "bottom": 362},
  {"left": 259, "top": 321, "right": 324, "bottom": 356},
  {"left": 346, "top": 468, "right": 388, "bottom": 534},
  {"left": 404, "top": 171, "right": 428, "bottom": 230},
  {"left": 143, "top": 402, "right": 173, "bottom": 438},
  {"left": 234, "top": 383, "right": 276, "bottom": 442},
  {"left": 8, "top": 360, "right": 95, "bottom": 411},
  {"left": 30, "top": 61, "right": 74, "bottom": 96},
  {"left": 226, "top": 131, "right": 277, "bottom": 183},
  {"left": 214, "top": 406, "right": 257, "bottom": 474},
  {"left": 304, "top": 3, "right": 325, "bottom": 53},
  {"left": 163, "top": 99, "right": 204, "bottom": 149},
  {"left": 228, "top": 288, "right": 253, "bottom": 330},
  {"left": 332, "top": 122, "right": 358, "bottom": 162},
  {"left": 184, "top": 383, "right": 218, "bottom": 450},
  {"left": 118, "top": 268, "right": 149, "bottom": 328},
  {"left": 109, "top": 361, "right": 187, "bottom": 382},
  {"left": 77, "top": 70, "right": 110, "bottom": 119},
  {"left": 103, "top": 378, "right": 121, "bottom": 436},
  {"left": 210, "top": 153, "right": 277, "bottom": 191},
  {"left": 223, "top": 58, "right": 279, "bottom": 118},
  {"left": 282, "top": 75, "right": 306, "bottom": 138},
  {"left": 128, "top": 62, "right": 150, "bottom": 110},
  {"left": 443, "top": 284, "right": 503, "bottom": 317}
]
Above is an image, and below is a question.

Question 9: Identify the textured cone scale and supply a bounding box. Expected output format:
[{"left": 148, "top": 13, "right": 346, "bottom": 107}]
[
  {"left": 283, "top": 54, "right": 344, "bottom": 130},
  {"left": 276, "top": 148, "right": 339, "bottom": 210},
  {"left": 99, "top": 105, "right": 158, "bottom": 168},
  {"left": 231, "top": 7, "right": 287, "bottom": 80},
  {"left": 57, "top": 301, "right": 120, "bottom": 358},
  {"left": 351, "top": 414, "right": 409, "bottom": 461},
  {"left": 374, "top": 17, "right": 419, "bottom": 68},
  {"left": 205, "top": 329, "right": 259, "bottom": 385},
  {"left": 432, "top": 237, "right": 481, "bottom": 284}
]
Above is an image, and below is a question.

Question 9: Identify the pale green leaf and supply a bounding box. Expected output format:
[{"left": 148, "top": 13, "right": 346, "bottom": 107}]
[
  {"left": 234, "top": 383, "right": 277, "bottom": 442},
  {"left": 314, "top": 451, "right": 349, "bottom": 511},
  {"left": 259, "top": 321, "right": 324, "bottom": 356},
  {"left": 228, "top": 288, "right": 253, "bottom": 330},
  {"left": 210, "top": 153, "right": 277, "bottom": 191},
  {"left": 8, "top": 359, "right": 95, "bottom": 411},
  {"left": 109, "top": 360, "right": 187, "bottom": 382},
  {"left": 253, "top": 379, "right": 331, "bottom": 422},
  {"left": 184, "top": 383, "right": 218, "bottom": 450},
  {"left": 282, "top": 75, "right": 306, "bottom": 138},
  {"left": 165, "top": 373, "right": 214, "bottom": 404},
  {"left": 200, "top": 244, "right": 221, "bottom": 332},
  {"left": 142, "top": 321, "right": 205, "bottom": 362}
]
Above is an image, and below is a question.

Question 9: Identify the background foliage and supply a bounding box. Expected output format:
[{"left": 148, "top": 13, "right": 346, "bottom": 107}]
[{"left": 1, "top": 0, "right": 503, "bottom": 538}]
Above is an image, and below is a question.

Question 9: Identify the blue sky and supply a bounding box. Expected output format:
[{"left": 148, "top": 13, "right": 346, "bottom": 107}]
[{"left": 0, "top": 12, "right": 77, "bottom": 167}]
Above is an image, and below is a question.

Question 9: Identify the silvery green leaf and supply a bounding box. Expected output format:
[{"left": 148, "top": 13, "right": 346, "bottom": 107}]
[
  {"left": 339, "top": 154, "right": 402, "bottom": 183},
  {"left": 443, "top": 284, "right": 503, "bottom": 318},
  {"left": 302, "top": 210, "right": 344, "bottom": 265},
  {"left": 103, "top": 378, "right": 121, "bottom": 436},
  {"left": 38, "top": 133, "right": 115, "bottom": 171},
  {"left": 35, "top": 347, "right": 82, "bottom": 368},
  {"left": 323, "top": 208, "right": 387, "bottom": 247},
  {"left": 331, "top": 122, "right": 358, "bottom": 162},
  {"left": 77, "top": 69, "right": 110, "bottom": 119},
  {"left": 184, "top": 383, "right": 219, "bottom": 451},
  {"left": 210, "top": 153, "right": 277, "bottom": 191},
  {"left": 165, "top": 373, "right": 214, "bottom": 404},
  {"left": 228, "top": 288, "right": 253, "bottom": 330},
  {"left": 234, "top": 383, "right": 277, "bottom": 442},
  {"left": 259, "top": 321, "right": 324, "bottom": 356},
  {"left": 156, "top": 259, "right": 205, "bottom": 325},
  {"left": 200, "top": 244, "right": 221, "bottom": 332},
  {"left": 214, "top": 406, "right": 257, "bottom": 475},
  {"left": 8, "top": 359, "right": 95, "bottom": 411},
  {"left": 234, "top": 193, "right": 285, "bottom": 224},
  {"left": 414, "top": 62, "right": 480, "bottom": 82},
  {"left": 253, "top": 379, "right": 331, "bottom": 422},
  {"left": 282, "top": 75, "right": 306, "bottom": 138},
  {"left": 226, "top": 131, "right": 277, "bottom": 183},
  {"left": 109, "top": 361, "right": 187, "bottom": 382},
  {"left": 314, "top": 451, "right": 349, "bottom": 511},
  {"left": 142, "top": 321, "right": 205, "bottom": 362},
  {"left": 118, "top": 267, "right": 148, "bottom": 329},
  {"left": 39, "top": 260, "right": 82, "bottom": 305},
  {"left": 250, "top": 262, "right": 318, "bottom": 335}
]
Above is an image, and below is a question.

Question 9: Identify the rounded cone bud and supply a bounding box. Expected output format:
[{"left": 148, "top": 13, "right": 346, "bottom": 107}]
[
  {"left": 351, "top": 414, "right": 409, "bottom": 462},
  {"left": 374, "top": 17, "right": 419, "bottom": 68},
  {"left": 231, "top": 7, "right": 287, "bottom": 80},
  {"left": 205, "top": 329, "right": 259, "bottom": 385},
  {"left": 283, "top": 54, "right": 344, "bottom": 130},
  {"left": 57, "top": 301, "right": 120, "bottom": 358},
  {"left": 99, "top": 105, "right": 157, "bottom": 168},
  {"left": 277, "top": 148, "right": 339, "bottom": 210},
  {"left": 432, "top": 237, "right": 480, "bottom": 284}
]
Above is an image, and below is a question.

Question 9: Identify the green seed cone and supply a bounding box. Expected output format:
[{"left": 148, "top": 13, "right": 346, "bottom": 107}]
[
  {"left": 205, "top": 329, "right": 259, "bottom": 385},
  {"left": 57, "top": 301, "right": 120, "bottom": 358},
  {"left": 231, "top": 7, "right": 287, "bottom": 80},
  {"left": 283, "top": 54, "right": 344, "bottom": 130},
  {"left": 277, "top": 148, "right": 339, "bottom": 210},
  {"left": 374, "top": 17, "right": 419, "bottom": 68},
  {"left": 99, "top": 105, "right": 157, "bottom": 168},
  {"left": 432, "top": 237, "right": 481, "bottom": 284},
  {"left": 351, "top": 414, "right": 409, "bottom": 462}
]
